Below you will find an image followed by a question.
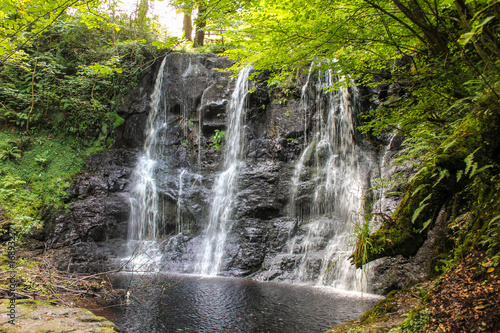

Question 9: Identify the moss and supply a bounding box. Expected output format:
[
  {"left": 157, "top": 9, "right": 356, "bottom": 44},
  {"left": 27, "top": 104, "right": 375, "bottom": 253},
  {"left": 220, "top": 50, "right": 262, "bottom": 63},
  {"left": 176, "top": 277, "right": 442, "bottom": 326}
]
[
  {"left": 353, "top": 104, "right": 500, "bottom": 267},
  {"left": 0, "top": 130, "right": 86, "bottom": 236},
  {"left": 359, "top": 290, "right": 399, "bottom": 325},
  {"left": 0, "top": 298, "right": 119, "bottom": 332},
  {"left": 327, "top": 288, "right": 423, "bottom": 333},
  {"left": 354, "top": 175, "right": 445, "bottom": 267},
  {"left": 388, "top": 307, "right": 430, "bottom": 333}
]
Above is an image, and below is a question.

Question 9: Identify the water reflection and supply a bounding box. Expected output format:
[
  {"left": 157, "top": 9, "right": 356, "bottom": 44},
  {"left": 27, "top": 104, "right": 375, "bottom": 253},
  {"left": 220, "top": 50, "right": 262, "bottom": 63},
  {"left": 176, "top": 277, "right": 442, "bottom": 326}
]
[{"left": 109, "top": 273, "right": 380, "bottom": 333}]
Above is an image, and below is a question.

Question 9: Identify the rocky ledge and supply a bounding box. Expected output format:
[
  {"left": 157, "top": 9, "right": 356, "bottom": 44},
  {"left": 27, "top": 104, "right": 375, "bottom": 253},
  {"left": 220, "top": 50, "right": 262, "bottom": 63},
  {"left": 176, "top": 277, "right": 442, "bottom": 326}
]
[{"left": 0, "top": 299, "right": 118, "bottom": 333}]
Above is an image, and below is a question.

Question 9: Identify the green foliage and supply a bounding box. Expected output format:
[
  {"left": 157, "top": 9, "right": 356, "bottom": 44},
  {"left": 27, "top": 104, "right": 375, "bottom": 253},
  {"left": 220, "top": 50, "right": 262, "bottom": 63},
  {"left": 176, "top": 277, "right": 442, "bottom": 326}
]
[
  {"left": 358, "top": 290, "right": 399, "bottom": 325},
  {"left": 0, "top": 15, "right": 163, "bottom": 144},
  {"left": 351, "top": 216, "right": 374, "bottom": 268},
  {"left": 0, "top": 1, "right": 173, "bottom": 238},
  {"left": 388, "top": 308, "right": 431, "bottom": 333},
  {"left": 0, "top": 0, "right": 103, "bottom": 64},
  {"left": 354, "top": 85, "right": 500, "bottom": 267},
  {"left": 0, "top": 131, "right": 86, "bottom": 236},
  {"left": 0, "top": 141, "right": 22, "bottom": 161},
  {"left": 210, "top": 129, "right": 226, "bottom": 150},
  {"left": 170, "top": 0, "right": 249, "bottom": 47}
]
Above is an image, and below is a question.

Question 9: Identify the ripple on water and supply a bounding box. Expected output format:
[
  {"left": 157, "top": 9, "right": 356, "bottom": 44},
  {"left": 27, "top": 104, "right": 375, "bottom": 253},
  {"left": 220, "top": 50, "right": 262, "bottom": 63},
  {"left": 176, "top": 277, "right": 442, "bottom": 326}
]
[{"left": 107, "top": 273, "right": 381, "bottom": 333}]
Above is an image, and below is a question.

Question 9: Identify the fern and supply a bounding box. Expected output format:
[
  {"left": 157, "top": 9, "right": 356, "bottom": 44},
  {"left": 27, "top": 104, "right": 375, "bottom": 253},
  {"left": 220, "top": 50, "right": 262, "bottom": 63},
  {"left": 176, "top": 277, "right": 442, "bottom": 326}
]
[
  {"left": 462, "top": 148, "right": 493, "bottom": 179},
  {"left": 433, "top": 167, "right": 450, "bottom": 187},
  {"left": 412, "top": 193, "right": 432, "bottom": 224},
  {"left": 411, "top": 184, "right": 430, "bottom": 197}
]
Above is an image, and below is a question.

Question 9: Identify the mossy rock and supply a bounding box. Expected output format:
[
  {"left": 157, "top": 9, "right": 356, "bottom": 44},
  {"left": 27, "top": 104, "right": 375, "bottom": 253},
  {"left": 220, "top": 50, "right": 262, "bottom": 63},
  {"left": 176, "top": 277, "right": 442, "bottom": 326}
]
[
  {"left": 353, "top": 105, "right": 500, "bottom": 267},
  {"left": 0, "top": 298, "right": 118, "bottom": 332},
  {"left": 327, "top": 288, "right": 423, "bottom": 333}
]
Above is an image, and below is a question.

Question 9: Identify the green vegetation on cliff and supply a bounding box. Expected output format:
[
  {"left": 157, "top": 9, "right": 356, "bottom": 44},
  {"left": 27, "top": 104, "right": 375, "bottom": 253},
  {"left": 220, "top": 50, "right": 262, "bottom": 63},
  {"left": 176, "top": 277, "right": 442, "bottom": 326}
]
[{"left": 0, "top": 4, "right": 169, "bottom": 237}]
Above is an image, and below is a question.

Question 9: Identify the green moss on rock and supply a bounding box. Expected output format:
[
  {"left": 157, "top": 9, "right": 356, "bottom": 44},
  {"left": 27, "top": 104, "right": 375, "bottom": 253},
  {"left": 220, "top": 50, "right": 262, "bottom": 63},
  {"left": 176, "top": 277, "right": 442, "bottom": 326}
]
[
  {"left": 353, "top": 105, "right": 500, "bottom": 267},
  {"left": 0, "top": 298, "right": 119, "bottom": 333}
]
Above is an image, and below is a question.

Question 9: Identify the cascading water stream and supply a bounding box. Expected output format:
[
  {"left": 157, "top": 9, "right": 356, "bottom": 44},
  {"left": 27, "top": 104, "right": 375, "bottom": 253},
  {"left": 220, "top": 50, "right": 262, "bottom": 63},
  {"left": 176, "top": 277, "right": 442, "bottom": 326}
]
[
  {"left": 124, "top": 57, "right": 168, "bottom": 271},
  {"left": 288, "top": 63, "right": 314, "bottom": 218},
  {"left": 128, "top": 57, "right": 167, "bottom": 241},
  {"left": 177, "top": 169, "right": 187, "bottom": 234},
  {"left": 197, "top": 67, "right": 251, "bottom": 276},
  {"left": 121, "top": 54, "right": 376, "bottom": 291},
  {"left": 285, "top": 69, "right": 369, "bottom": 291}
]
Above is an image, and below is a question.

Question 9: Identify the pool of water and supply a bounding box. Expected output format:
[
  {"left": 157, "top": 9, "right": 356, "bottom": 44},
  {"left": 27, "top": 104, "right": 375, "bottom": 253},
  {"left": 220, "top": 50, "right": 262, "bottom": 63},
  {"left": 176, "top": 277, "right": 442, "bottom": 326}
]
[{"left": 105, "top": 273, "right": 380, "bottom": 333}]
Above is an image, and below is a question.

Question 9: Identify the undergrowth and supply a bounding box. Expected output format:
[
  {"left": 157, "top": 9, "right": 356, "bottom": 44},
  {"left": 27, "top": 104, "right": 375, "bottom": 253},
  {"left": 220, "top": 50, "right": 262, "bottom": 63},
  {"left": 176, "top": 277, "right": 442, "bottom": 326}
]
[
  {"left": 0, "top": 251, "right": 115, "bottom": 305},
  {"left": 0, "top": 130, "right": 87, "bottom": 236}
]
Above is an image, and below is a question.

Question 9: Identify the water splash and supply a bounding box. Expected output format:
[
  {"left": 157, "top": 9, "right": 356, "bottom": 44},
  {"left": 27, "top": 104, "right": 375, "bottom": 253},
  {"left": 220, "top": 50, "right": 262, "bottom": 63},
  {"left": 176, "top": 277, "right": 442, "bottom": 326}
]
[{"left": 197, "top": 67, "right": 251, "bottom": 276}]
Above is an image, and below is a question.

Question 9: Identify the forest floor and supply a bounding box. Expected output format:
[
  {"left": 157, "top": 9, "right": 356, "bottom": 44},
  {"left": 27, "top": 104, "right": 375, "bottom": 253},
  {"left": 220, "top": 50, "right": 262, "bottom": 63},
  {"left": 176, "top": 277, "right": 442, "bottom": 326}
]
[
  {"left": 425, "top": 251, "right": 499, "bottom": 333},
  {"left": 328, "top": 251, "right": 499, "bottom": 333},
  {"left": 0, "top": 250, "right": 124, "bottom": 332}
]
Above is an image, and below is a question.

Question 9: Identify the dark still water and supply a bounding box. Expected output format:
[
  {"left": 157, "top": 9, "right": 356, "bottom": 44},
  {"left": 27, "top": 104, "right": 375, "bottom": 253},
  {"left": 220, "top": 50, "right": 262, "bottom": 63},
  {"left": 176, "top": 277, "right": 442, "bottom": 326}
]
[{"left": 106, "top": 273, "right": 380, "bottom": 333}]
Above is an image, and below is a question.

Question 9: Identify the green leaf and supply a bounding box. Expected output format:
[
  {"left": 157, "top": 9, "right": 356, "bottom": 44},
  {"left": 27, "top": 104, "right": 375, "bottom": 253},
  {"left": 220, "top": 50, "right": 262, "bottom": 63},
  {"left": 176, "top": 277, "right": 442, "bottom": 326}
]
[
  {"left": 458, "top": 32, "right": 474, "bottom": 47},
  {"left": 469, "top": 164, "right": 492, "bottom": 178},
  {"left": 412, "top": 193, "right": 432, "bottom": 224},
  {"left": 433, "top": 168, "right": 450, "bottom": 187},
  {"left": 411, "top": 184, "right": 429, "bottom": 197},
  {"left": 413, "top": 202, "right": 430, "bottom": 224},
  {"left": 420, "top": 219, "right": 432, "bottom": 233},
  {"left": 464, "top": 151, "right": 476, "bottom": 175}
]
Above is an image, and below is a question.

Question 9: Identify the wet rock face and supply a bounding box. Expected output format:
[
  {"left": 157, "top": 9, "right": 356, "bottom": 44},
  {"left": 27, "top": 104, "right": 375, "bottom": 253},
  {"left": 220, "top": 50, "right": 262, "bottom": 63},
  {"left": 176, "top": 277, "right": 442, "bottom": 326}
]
[
  {"left": 369, "top": 206, "right": 449, "bottom": 295},
  {"left": 44, "top": 149, "right": 137, "bottom": 249}
]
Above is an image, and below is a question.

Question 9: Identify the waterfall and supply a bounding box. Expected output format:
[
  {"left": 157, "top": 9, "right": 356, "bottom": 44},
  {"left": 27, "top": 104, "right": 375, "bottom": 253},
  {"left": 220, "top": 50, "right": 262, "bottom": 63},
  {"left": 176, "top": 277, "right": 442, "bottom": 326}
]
[
  {"left": 176, "top": 169, "right": 187, "bottom": 234},
  {"left": 288, "top": 63, "right": 315, "bottom": 218},
  {"left": 118, "top": 54, "right": 376, "bottom": 290},
  {"left": 197, "top": 67, "right": 251, "bottom": 276},
  {"left": 285, "top": 69, "right": 370, "bottom": 291},
  {"left": 128, "top": 57, "right": 167, "bottom": 241}
]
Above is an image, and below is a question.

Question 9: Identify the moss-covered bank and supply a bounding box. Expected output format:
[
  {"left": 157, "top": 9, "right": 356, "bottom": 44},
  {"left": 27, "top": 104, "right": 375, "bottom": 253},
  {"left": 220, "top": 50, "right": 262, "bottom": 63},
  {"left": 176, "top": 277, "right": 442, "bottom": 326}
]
[
  {"left": 329, "top": 252, "right": 499, "bottom": 333},
  {"left": 0, "top": 299, "right": 118, "bottom": 333},
  {"left": 353, "top": 93, "right": 500, "bottom": 268}
]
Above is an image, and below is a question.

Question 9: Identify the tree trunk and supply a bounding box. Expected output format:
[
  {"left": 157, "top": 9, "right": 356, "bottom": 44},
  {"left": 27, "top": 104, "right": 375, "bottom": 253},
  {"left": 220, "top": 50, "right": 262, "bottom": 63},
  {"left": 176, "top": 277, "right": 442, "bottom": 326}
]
[
  {"left": 183, "top": 12, "right": 192, "bottom": 41},
  {"left": 194, "top": 5, "right": 206, "bottom": 47},
  {"left": 392, "top": 0, "right": 449, "bottom": 56},
  {"left": 137, "top": 0, "right": 149, "bottom": 26}
]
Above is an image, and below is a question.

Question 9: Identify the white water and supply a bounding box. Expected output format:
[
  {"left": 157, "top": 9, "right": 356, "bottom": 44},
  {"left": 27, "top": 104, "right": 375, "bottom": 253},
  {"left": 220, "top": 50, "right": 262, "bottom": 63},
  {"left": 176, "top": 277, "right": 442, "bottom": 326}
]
[
  {"left": 176, "top": 169, "right": 187, "bottom": 234},
  {"left": 197, "top": 67, "right": 251, "bottom": 275},
  {"left": 285, "top": 70, "right": 370, "bottom": 291},
  {"left": 128, "top": 57, "right": 168, "bottom": 241},
  {"left": 124, "top": 58, "right": 168, "bottom": 272}
]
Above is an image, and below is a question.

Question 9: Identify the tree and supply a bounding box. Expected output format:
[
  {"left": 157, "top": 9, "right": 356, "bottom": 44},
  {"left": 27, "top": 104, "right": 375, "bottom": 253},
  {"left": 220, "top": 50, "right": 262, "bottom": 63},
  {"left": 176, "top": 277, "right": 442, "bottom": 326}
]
[
  {"left": 183, "top": 11, "right": 193, "bottom": 41},
  {"left": 136, "top": 0, "right": 149, "bottom": 26},
  {"left": 193, "top": 1, "right": 207, "bottom": 47},
  {"left": 224, "top": 0, "right": 499, "bottom": 85},
  {"left": 0, "top": 0, "right": 108, "bottom": 65},
  {"left": 170, "top": 0, "right": 253, "bottom": 47}
]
